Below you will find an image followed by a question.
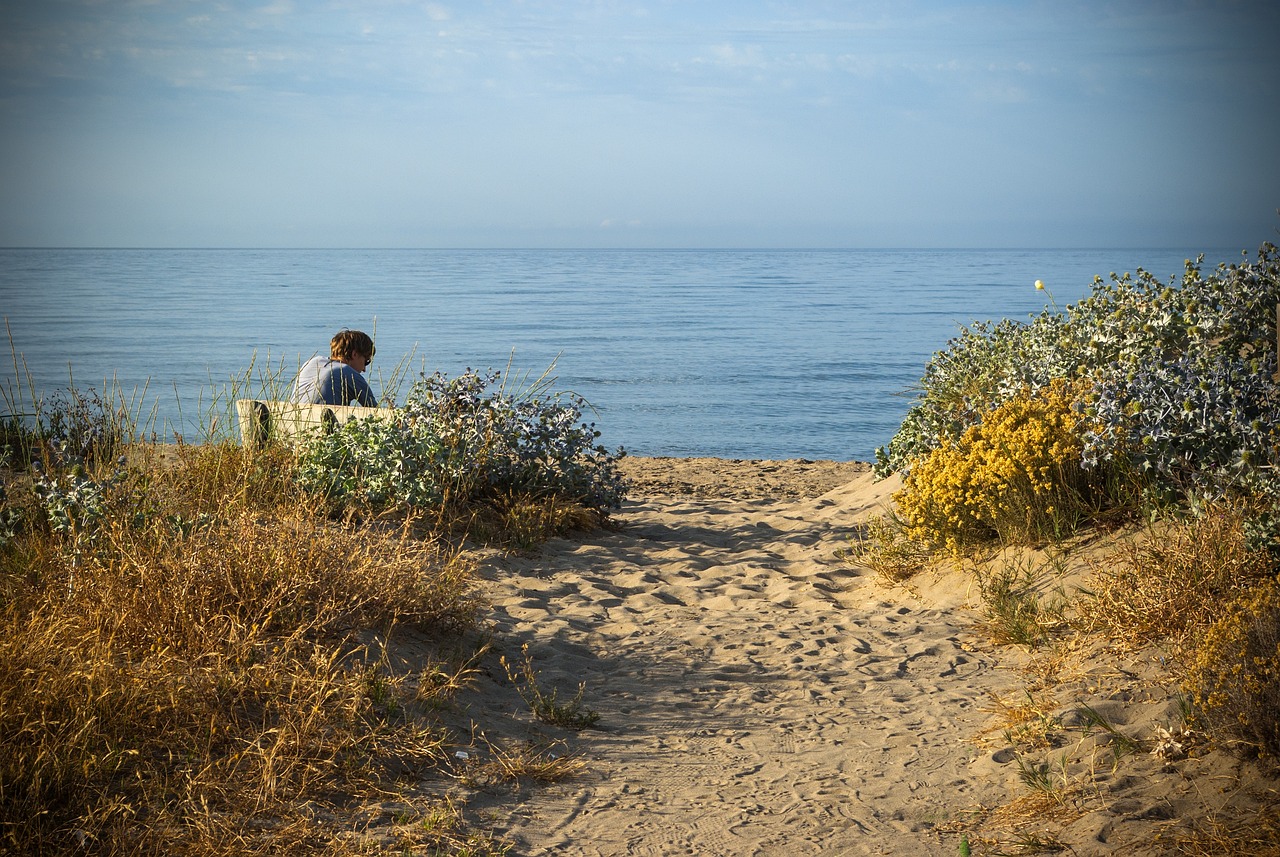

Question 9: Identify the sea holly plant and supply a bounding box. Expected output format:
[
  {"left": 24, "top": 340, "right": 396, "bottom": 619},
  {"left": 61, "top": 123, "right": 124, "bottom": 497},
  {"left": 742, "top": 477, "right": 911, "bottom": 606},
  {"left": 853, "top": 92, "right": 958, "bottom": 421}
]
[
  {"left": 1083, "top": 351, "right": 1280, "bottom": 505},
  {"left": 30, "top": 458, "right": 109, "bottom": 546},
  {"left": 296, "top": 367, "right": 627, "bottom": 514}
]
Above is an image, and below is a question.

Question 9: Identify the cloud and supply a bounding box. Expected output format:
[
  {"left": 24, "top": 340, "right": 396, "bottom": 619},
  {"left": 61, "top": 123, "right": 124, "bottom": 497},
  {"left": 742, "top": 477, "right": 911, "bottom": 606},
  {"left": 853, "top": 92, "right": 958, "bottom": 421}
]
[
  {"left": 2, "top": 0, "right": 1278, "bottom": 248},
  {"left": 703, "top": 42, "right": 766, "bottom": 69},
  {"left": 255, "top": 0, "right": 294, "bottom": 16}
]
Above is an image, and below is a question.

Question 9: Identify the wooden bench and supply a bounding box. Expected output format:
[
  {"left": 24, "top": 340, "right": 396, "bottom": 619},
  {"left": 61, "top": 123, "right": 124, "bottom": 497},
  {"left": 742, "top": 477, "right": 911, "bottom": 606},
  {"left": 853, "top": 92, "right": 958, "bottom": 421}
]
[{"left": 235, "top": 400, "right": 387, "bottom": 447}]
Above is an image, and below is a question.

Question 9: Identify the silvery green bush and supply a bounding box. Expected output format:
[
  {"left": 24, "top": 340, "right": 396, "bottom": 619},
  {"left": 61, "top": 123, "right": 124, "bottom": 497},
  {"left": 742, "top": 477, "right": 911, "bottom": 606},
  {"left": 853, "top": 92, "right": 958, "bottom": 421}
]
[
  {"left": 296, "top": 369, "right": 626, "bottom": 513},
  {"left": 873, "top": 311, "right": 1078, "bottom": 477},
  {"left": 876, "top": 241, "right": 1280, "bottom": 507},
  {"left": 1083, "top": 352, "right": 1280, "bottom": 505}
]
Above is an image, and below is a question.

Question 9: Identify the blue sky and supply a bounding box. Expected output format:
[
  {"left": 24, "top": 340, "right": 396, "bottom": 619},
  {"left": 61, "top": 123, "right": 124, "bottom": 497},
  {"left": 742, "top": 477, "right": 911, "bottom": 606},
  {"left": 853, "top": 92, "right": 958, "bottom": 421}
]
[{"left": 1, "top": 0, "right": 1277, "bottom": 249}]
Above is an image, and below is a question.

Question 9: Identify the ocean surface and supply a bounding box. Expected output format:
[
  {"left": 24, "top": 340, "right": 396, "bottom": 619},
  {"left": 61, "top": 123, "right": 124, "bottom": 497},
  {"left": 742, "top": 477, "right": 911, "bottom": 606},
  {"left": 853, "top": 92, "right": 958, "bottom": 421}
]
[{"left": 0, "top": 247, "right": 1250, "bottom": 461}]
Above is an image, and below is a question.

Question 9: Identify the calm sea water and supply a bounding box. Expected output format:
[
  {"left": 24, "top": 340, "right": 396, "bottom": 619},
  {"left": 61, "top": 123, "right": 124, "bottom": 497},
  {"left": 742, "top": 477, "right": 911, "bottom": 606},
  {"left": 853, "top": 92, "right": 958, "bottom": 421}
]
[{"left": 0, "top": 247, "right": 1248, "bottom": 460}]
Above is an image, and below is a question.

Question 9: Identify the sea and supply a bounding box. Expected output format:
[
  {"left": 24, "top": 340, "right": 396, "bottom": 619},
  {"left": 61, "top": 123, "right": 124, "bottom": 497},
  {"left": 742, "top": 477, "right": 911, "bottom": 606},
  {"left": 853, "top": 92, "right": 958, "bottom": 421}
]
[{"left": 0, "top": 247, "right": 1251, "bottom": 462}]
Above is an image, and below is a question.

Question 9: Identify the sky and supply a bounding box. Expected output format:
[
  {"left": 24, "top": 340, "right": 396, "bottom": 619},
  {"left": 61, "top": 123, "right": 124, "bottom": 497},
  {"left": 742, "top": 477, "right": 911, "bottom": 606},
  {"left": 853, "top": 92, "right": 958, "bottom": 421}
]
[{"left": 0, "top": 0, "right": 1277, "bottom": 249}]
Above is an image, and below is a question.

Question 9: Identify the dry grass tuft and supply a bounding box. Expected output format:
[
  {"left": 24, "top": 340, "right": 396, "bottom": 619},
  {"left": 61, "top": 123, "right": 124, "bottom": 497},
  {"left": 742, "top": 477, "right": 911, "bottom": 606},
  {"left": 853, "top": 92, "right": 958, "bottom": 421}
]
[
  {"left": 982, "top": 689, "right": 1064, "bottom": 751},
  {"left": 463, "top": 740, "right": 586, "bottom": 787},
  {"left": 1173, "top": 799, "right": 1280, "bottom": 856},
  {"left": 462, "top": 490, "right": 605, "bottom": 553},
  {"left": 845, "top": 513, "right": 935, "bottom": 583},
  {"left": 1081, "top": 505, "right": 1274, "bottom": 647}
]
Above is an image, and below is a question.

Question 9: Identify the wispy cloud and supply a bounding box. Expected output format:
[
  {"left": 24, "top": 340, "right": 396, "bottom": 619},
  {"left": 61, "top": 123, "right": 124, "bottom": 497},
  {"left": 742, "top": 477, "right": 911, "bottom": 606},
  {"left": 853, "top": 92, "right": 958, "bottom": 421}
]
[{"left": 1, "top": 0, "right": 1277, "bottom": 248}]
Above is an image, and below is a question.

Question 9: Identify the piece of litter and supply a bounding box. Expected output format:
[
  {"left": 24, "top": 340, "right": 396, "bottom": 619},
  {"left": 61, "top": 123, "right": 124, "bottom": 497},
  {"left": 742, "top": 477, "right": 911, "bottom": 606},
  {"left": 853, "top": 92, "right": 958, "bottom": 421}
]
[{"left": 454, "top": 750, "right": 470, "bottom": 761}]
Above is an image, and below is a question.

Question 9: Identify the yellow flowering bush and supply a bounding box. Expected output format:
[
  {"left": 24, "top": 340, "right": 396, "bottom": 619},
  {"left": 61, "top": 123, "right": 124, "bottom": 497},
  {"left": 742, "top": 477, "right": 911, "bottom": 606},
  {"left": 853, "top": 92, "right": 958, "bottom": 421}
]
[
  {"left": 894, "top": 379, "right": 1097, "bottom": 556},
  {"left": 1186, "top": 577, "right": 1280, "bottom": 757}
]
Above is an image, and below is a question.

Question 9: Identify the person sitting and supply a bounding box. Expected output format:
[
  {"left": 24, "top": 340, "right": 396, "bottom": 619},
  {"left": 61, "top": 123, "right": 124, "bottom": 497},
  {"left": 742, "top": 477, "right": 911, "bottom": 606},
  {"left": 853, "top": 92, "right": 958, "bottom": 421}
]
[{"left": 290, "top": 329, "right": 379, "bottom": 407}]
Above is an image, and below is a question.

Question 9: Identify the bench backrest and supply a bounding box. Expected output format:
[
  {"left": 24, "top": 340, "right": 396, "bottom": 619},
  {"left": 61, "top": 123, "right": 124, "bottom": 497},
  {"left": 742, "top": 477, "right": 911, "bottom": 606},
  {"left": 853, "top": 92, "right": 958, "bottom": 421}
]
[{"left": 235, "top": 400, "right": 385, "bottom": 447}]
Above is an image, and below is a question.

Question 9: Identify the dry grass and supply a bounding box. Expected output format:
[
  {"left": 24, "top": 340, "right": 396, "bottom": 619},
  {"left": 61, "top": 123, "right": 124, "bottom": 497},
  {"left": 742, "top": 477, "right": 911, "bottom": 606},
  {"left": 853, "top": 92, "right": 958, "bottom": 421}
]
[
  {"left": 460, "top": 490, "right": 605, "bottom": 553},
  {"left": 459, "top": 739, "right": 587, "bottom": 788},
  {"left": 1080, "top": 504, "right": 1274, "bottom": 647},
  {"left": 964, "top": 500, "right": 1280, "bottom": 855},
  {"left": 982, "top": 688, "right": 1064, "bottom": 752},
  {"left": 1175, "top": 800, "right": 1280, "bottom": 856},
  {"left": 845, "top": 513, "right": 936, "bottom": 583},
  {"left": 0, "top": 441, "right": 496, "bottom": 855}
]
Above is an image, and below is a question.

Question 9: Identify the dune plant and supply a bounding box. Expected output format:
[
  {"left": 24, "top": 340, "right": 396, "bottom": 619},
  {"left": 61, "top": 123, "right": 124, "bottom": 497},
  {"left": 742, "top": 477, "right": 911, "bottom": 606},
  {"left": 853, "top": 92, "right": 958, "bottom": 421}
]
[
  {"left": 975, "top": 554, "right": 1068, "bottom": 649},
  {"left": 875, "top": 310, "right": 1080, "bottom": 478},
  {"left": 847, "top": 514, "right": 936, "bottom": 582},
  {"left": 0, "top": 438, "right": 490, "bottom": 855},
  {"left": 893, "top": 379, "right": 1101, "bottom": 556},
  {"left": 459, "top": 739, "right": 585, "bottom": 788},
  {"left": 1080, "top": 503, "right": 1274, "bottom": 647},
  {"left": 296, "top": 367, "right": 626, "bottom": 518},
  {"left": 876, "top": 243, "right": 1280, "bottom": 515},
  {"left": 1187, "top": 577, "right": 1280, "bottom": 758},
  {"left": 501, "top": 643, "right": 601, "bottom": 730}
]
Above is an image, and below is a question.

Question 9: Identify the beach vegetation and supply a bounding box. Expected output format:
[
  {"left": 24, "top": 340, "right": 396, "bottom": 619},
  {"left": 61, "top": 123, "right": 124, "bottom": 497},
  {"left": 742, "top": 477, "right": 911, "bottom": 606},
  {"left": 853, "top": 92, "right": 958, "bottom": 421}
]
[
  {"left": 876, "top": 242, "right": 1280, "bottom": 518},
  {"left": 845, "top": 513, "right": 934, "bottom": 582},
  {"left": 974, "top": 554, "right": 1069, "bottom": 649},
  {"left": 501, "top": 643, "right": 601, "bottom": 730},
  {"left": 893, "top": 379, "right": 1102, "bottom": 556},
  {"left": 1186, "top": 577, "right": 1280, "bottom": 758},
  {"left": 1080, "top": 503, "right": 1274, "bottom": 647},
  {"left": 1175, "top": 804, "right": 1280, "bottom": 856},
  {"left": 466, "top": 740, "right": 586, "bottom": 786},
  {"left": 0, "top": 352, "right": 632, "bottom": 854},
  {"left": 0, "top": 439, "right": 495, "bottom": 855},
  {"left": 872, "top": 241, "right": 1280, "bottom": 848},
  {"left": 871, "top": 241, "right": 1280, "bottom": 573},
  {"left": 295, "top": 367, "right": 627, "bottom": 524},
  {"left": 1073, "top": 703, "right": 1143, "bottom": 760},
  {"left": 986, "top": 689, "right": 1065, "bottom": 752}
]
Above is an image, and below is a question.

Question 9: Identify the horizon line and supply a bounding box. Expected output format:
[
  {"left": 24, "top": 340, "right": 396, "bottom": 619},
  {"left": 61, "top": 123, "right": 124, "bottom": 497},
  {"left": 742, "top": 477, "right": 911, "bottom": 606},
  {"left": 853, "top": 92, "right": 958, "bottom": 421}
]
[{"left": 0, "top": 244, "right": 1255, "bottom": 253}]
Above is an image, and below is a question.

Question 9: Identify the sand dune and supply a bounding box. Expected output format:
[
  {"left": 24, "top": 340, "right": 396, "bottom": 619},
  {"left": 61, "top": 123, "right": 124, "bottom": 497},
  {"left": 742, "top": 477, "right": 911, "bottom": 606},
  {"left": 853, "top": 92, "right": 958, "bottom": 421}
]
[
  {"left": 456, "top": 460, "right": 1020, "bottom": 855},
  {"left": 448, "top": 458, "right": 1273, "bottom": 856}
]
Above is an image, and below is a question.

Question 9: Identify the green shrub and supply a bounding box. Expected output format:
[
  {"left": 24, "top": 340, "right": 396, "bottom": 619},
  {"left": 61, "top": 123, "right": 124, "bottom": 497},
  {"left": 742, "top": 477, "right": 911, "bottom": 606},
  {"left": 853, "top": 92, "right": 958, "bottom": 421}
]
[
  {"left": 297, "top": 368, "right": 626, "bottom": 515},
  {"left": 877, "top": 243, "right": 1280, "bottom": 513},
  {"left": 875, "top": 311, "right": 1079, "bottom": 478}
]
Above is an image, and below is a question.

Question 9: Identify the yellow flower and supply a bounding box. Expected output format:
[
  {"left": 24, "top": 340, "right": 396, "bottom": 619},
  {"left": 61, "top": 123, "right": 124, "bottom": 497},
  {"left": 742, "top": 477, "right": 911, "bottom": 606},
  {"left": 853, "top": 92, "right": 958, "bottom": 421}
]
[{"left": 1034, "top": 279, "right": 1045, "bottom": 290}]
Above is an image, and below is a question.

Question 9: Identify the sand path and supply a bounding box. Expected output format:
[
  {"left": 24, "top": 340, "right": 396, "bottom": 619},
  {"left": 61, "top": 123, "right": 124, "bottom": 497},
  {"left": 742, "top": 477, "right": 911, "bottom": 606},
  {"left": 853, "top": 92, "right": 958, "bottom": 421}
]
[{"left": 466, "top": 461, "right": 1026, "bottom": 856}]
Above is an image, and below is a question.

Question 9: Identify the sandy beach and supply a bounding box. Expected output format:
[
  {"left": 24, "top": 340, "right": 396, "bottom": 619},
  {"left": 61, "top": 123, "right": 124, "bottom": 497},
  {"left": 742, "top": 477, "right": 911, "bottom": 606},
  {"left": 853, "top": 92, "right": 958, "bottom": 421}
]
[
  {"left": 355, "top": 460, "right": 1213, "bottom": 854},
  {"left": 413, "top": 456, "right": 1277, "bottom": 856}
]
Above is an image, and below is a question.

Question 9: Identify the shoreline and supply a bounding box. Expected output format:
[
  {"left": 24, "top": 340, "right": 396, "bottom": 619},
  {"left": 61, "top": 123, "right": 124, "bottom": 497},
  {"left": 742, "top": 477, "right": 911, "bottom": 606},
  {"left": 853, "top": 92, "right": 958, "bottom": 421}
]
[{"left": 616, "top": 455, "right": 871, "bottom": 501}]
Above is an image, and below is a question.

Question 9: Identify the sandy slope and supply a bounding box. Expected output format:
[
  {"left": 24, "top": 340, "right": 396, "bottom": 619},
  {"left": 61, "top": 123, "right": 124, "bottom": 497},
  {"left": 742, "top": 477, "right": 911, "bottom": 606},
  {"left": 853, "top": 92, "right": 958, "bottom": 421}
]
[
  {"left": 459, "top": 460, "right": 1025, "bottom": 855},
  {"left": 447, "top": 457, "right": 1275, "bottom": 856}
]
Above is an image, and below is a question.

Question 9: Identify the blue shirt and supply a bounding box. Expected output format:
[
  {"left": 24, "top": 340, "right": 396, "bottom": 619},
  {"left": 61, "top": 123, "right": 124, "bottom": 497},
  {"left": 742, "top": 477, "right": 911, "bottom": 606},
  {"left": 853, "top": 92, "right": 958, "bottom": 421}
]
[{"left": 290, "top": 356, "right": 378, "bottom": 407}]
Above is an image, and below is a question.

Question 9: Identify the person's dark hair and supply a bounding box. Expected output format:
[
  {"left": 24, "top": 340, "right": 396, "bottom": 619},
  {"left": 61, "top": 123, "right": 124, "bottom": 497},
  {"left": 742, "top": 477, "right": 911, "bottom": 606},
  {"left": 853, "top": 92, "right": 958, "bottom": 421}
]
[{"left": 330, "top": 329, "right": 375, "bottom": 362}]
